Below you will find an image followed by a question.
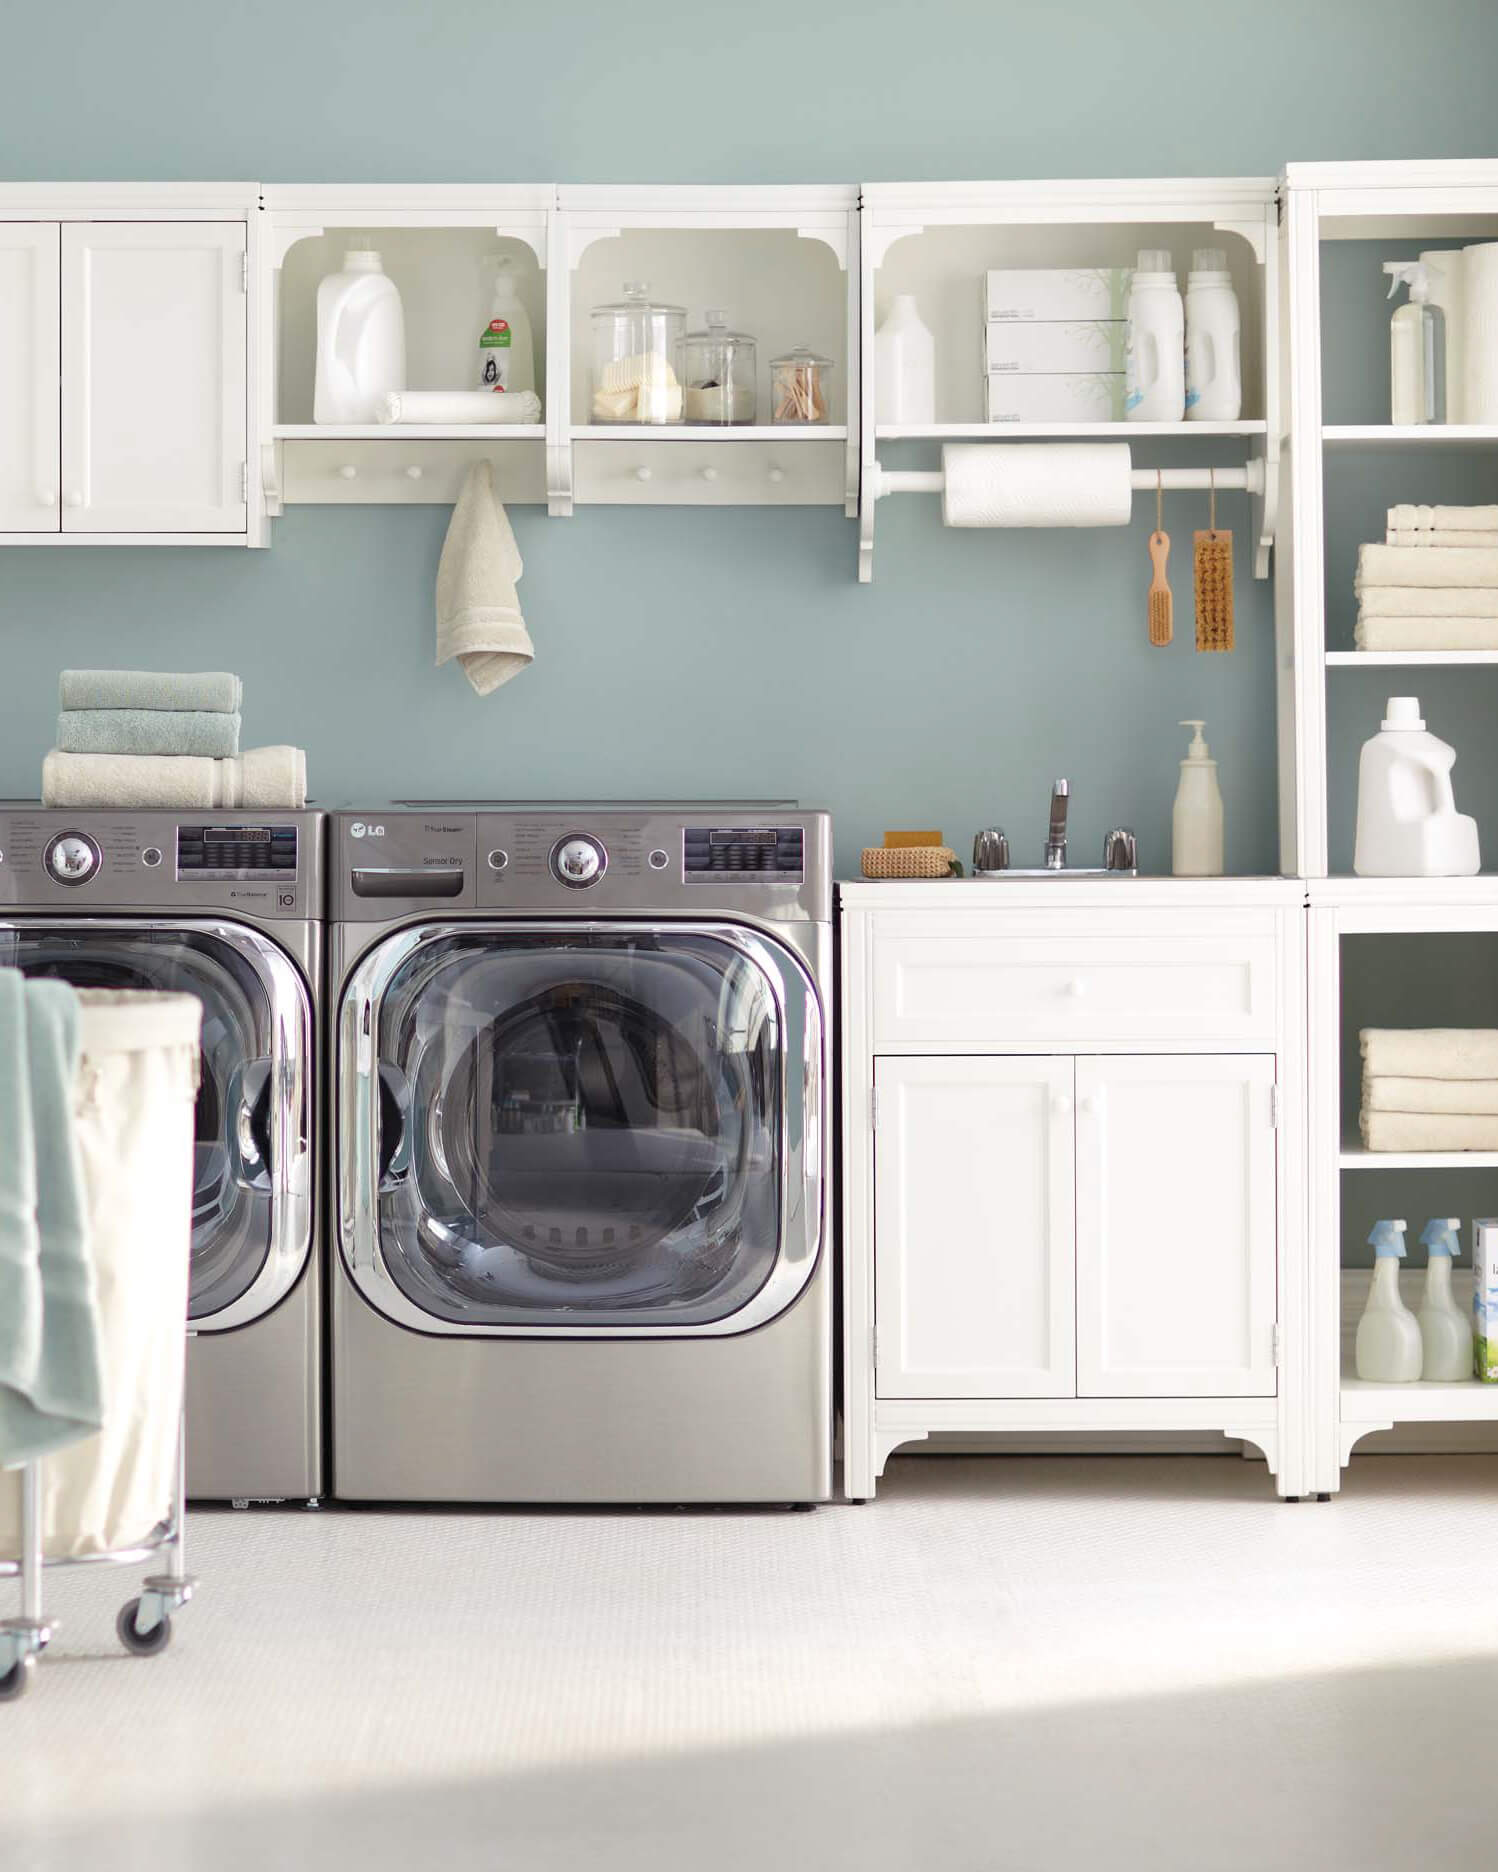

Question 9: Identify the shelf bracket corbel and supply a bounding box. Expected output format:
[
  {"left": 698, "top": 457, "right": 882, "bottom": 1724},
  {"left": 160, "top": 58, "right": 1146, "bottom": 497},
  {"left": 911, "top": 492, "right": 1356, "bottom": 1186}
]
[
  {"left": 269, "top": 225, "right": 323, "bottom": 271},
  {"left": 796, "top": 225, "right": 849, "bottom": 270},
  {"left": 498, "top": 223, "right": 547, "bottom": 268},
  {"left": 1339, "top": 1418, "right": 1395, "bottom": 1467},
  {"left": 864, "top": 222, "right": 926, "bottom": 271},
  {"left": 260, "top": 442, "right": 283, "bottom": 519},
  {"left": 567, "top": 224, "right": 622, "bottom": 270},
  {"left": 873, "top": 1428, "right": 928, "bottom": 1477},
  {"left": 1225, "top": 1425, "right": 1280, "bottom": 1475},
  {"left": 1251, "top": 445, "right": 1277, "bottom": 580},
  {"left": 1212, "top": 217, "right": 1268, "bottom": 266}
]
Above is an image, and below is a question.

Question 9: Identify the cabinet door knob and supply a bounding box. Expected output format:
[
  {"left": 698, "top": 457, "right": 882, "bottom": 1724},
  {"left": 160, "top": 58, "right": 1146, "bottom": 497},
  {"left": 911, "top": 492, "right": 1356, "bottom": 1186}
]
[
  {"left": 404, "top": 464, "right": 423, "bottom": 480},
  {"left": 1078, "top": 1094, "right": 1098, "bottom": 1116},
  {"left": 699, "top": 465, "right": 718, "bottom": 483},
  {"left": 1065, "top": 978, "right": 1086, "bottom": 998},
  {"left": 1052, "top": 1093, "right": 1073, "bottom": 1116},
  {"left": 338, "top": 464, "right": 358, "bottom": 481},
  {"left": 767, "top": 466, "right": 786, "bottom": 484},
  {"left": 634, "top": 465, "right": 652, "bottom": 483},
  {"left": 63, "top": 491, "right": 84, "bottom": 509},
  {"left": 37, "top": 488, "right": 56, "bottom": 507}
]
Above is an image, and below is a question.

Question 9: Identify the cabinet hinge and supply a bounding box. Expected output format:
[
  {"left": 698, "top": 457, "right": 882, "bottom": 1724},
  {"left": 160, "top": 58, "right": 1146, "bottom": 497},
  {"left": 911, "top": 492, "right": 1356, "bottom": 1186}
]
[
  {"left": 240, "top": 250, "right": 249, "bottom": 292},
  {"left": 1272, "top": 1324, "right": 1282, "bottom": 1368},
  {"left": 1269, "top": 1085, "right": 1281, "bottom": 1129},
  {"left": 871, "top": 1324, "right": 879, "bottom": 1365},
  {"left": 870, "top": 1085, "right": 878, "bottom": 1131},
  {"left": 240, "top": 461, "right": 249, "bottom": 502}
]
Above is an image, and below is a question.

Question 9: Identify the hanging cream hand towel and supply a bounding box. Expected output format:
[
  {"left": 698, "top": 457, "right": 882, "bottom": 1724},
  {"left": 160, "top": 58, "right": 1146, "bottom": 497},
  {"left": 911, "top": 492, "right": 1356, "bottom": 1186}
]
[{"left": 436, "top": 460, "right": 534, "bottom": 696}]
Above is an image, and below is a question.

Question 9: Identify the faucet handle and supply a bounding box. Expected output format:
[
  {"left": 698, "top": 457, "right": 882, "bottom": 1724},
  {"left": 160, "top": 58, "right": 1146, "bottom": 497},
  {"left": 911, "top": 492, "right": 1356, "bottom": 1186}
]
[
  {"left": 973, "top": 828, "right": 1010, "bottom": 875},
  {"left": 1103, "top": 827, "right": 1138, "bottom": 873}
]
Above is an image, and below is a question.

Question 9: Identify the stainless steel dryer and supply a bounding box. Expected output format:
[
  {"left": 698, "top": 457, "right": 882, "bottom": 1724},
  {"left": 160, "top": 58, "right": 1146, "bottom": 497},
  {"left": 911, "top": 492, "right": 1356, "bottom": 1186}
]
[
  {"left": 0, "top": 807, "right": 324, "bottom": 1504},
  {"left": 329, "top": 804, "right": 832, "bottom": 1504}
]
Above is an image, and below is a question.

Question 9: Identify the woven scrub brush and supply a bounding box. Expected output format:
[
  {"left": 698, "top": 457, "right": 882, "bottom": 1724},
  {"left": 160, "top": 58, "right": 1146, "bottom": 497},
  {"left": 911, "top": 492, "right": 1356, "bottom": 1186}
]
[
  {"left": 1148, "top": 472, "right": 1172, "bottom": 646},
  {"left": 1193, "top": 471, "right": 1234, "bottom": 652}
]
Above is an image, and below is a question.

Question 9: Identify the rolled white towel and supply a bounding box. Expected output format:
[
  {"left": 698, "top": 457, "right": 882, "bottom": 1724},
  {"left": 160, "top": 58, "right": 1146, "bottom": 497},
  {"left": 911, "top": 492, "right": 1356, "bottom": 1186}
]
[
  {"left": 1360, "top": 1028, "right": 1498, "bottom": 1080},
  {"left": 1361, "top": 1110, "right": 1498, "bottom": 1152},
  {"left": 1355, "top": 616, "right": 1498, "bottom": 651},
  {"left": 1357, "top": 543, "right": 1498, "bottom": 588},
  {"left": 1388, "top": 504, "right": 1498, "bottom": 533},
  {"left": 376, "top": 390, "right": 541, "bottom": 426},
  {"left": 1357, "top": 586, "right": 1498, "bottom": 618},
  {"left": 1363, "top": 1075, "right": 1498, "bottom": 1115},
  {"left": 42, "top": 747, "right": 307, "bottom": 810}
]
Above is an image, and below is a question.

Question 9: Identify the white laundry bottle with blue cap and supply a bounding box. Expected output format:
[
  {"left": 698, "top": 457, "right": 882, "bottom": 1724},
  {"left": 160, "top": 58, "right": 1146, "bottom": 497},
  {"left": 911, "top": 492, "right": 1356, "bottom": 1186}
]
[
  {"left": 1418, "top": 1218, "right": 1474, "bottom": 1381},
  {"left": 1355, "top": 1219, "right": 1423, "bottom": 1382},
  {"left": 1353, "top": 697, "right": 1481, "bottom": 877}
]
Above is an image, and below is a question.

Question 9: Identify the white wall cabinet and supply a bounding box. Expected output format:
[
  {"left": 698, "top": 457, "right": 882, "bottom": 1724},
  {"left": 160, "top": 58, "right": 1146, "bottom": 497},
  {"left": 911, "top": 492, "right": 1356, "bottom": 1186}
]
[
  {"left": 0, "top": 224, "right": 61, "bottom": 533},
  {"left": 843, "top": 882, "right": 1307, "bottom": 1500}
]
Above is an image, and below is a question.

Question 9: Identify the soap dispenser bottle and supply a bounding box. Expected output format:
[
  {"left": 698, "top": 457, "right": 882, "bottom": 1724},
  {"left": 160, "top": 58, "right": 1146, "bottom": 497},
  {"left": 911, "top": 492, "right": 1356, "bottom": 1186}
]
[
  {"left": 1383, "top": 261, "right": 1446, "bottom": 424},
  {"left": 1418, "top": 1218, "right": 1474, "bottom": 1381},
  {"left": 1171, "top": 720, "right": 1224, "bottom": 876},
  {"left": 1356, "top": 1219, "right": 1423, "bottom": 1383}
]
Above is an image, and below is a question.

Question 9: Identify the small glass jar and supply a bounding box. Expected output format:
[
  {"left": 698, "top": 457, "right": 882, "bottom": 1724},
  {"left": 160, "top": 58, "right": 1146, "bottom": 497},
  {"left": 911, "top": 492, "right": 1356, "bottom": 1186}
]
[
  {"left": 770, "top": 344, "right": 832, "bottom": 424},
  {"left": 678, "top": 310, "right": 757, "bottom": 426},
  {"left": 590, "top": 282, "right": 685, "bottom": 424}
]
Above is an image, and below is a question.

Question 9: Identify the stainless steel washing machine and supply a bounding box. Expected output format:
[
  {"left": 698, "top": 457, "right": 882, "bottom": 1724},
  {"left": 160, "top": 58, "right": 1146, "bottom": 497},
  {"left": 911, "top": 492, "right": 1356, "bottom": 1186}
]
[
  {"left": 0, "top": 807, "right": 324, "bottom": 1504},
  {"left": 328, "top": 804, "right": 832, "bottom": 1504}
]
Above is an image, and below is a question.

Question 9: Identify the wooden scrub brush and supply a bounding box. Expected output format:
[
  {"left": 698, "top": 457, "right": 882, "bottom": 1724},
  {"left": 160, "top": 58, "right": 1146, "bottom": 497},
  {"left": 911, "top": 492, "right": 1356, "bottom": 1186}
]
[
  {"left": 1193, "top": 469, "right": 1234, "bottom": 652},
  {"left": 1148, "top": 471, "right": 1172, "bottom": 647}
]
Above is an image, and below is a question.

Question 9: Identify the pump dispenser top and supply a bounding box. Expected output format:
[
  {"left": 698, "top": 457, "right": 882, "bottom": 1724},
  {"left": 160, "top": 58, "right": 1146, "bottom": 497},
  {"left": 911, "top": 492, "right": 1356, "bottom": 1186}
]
[
  {"left": 1384, "top": 261, "right": 1431, "bottom": 305},
  {"left": 1369, "top": 1219, "right": 1408, "bottom": 1257},
  {"left": 1420, "top": 1218, "right": 1461, "bottom": 1256}
]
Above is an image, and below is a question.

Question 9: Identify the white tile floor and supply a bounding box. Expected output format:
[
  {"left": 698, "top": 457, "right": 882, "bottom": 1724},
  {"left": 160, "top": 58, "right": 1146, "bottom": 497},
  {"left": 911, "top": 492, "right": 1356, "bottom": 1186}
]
[{"left": 6, "top": 1452, "right": 1496, "bottom": 1870}]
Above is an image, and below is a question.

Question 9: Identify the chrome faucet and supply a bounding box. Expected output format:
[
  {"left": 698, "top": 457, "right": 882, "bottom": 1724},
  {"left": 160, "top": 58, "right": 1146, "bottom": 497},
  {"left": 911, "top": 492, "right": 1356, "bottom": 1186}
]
[{"left": 1044, "top": 779, "right": 1069, "bottom": 871}]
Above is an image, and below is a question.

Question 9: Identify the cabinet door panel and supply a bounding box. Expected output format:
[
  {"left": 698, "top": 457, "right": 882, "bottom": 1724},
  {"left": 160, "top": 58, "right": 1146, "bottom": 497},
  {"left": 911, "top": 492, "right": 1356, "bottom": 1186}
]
[
  {"left": 61, "top": 222, "right": 246, "bottom": 533},
  {"left": 0, "top": 224, "right": 60, "bottom": 532},
  {"left": 875, "top": 1056, "right": 1075, "bottom": 1399},
  {"left": 1075, "top": 1055, "right": 1277, "bottom": 1398}
]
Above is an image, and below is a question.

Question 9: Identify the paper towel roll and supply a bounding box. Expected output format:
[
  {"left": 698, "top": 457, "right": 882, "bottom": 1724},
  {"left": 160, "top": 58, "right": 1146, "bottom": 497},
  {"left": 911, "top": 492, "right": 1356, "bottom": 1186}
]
[
  {"left": 1420, "top": 249, "right": 1465, "bottom": 422},
  {"left": 1463, "top": 243, "right": 1498, "bottom": 423},
  {"left": 376, "top": 390, "right": 542, "bottom": 425},
  {"left": 940, "top": 443, "right": 1133, "bottom": 528}
]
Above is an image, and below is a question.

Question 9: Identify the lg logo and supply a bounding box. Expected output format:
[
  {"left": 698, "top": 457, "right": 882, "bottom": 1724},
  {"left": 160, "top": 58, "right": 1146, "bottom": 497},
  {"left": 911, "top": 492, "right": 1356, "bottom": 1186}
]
[{"left": 349, "top": 822, "right": 386, "bottom": 840}]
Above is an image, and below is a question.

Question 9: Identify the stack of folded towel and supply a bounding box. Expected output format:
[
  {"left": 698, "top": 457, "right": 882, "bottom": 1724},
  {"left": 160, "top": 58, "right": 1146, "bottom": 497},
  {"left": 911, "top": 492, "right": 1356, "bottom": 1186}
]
[
  {"left": 42, "top": 672, "right": 307, "bottom": 809},
  {"left": 1355, "top": 506, "right": 1498, "bottom": 651},
  {"left": 1360, "top": 1027, "right": 1498, "bottom": 1151}
]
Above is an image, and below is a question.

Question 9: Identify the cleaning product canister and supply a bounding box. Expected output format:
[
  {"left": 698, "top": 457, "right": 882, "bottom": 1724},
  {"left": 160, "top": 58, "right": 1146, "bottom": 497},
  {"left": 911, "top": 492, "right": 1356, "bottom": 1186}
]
[
  {"left": 1125, "top": 250, "right": 1184, "bottom": 423},
  {"left": 1352, "top": 696, "right": 1480, "bottom": 878},
  {"left": 1171, "top": 720, "right": 1224, "bottom": 876},
  {"left": 314, "top": 248, "right": 405, "bottom": 425},
  {"left": 1355, "top": 1219, "right": 1422, "bottom": 1383},
  {"left": 1383, "top": 261, "right": 1446, "bottom": 424},
  {"left": 1184, "top": 249, "right": 1242, "bottom": 422},
  {"left": 477, "top": 257, "right": 535, "bottom": 396},
  {"left": 1473, "top": 1218, "right": 1498, "bottom": 1381},
  {"left": 1417, "top": 1218, "right": 1473, "bottom": 1382},
  {"left": 875, "top": 295, "right": 936, "bottom": 426}
]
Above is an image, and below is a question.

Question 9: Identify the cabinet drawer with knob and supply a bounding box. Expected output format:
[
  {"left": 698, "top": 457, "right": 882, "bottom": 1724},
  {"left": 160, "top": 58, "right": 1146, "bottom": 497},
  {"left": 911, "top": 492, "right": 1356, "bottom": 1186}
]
[{"left": 870, "top": 911, "right": 1279, "bottom": 1048}]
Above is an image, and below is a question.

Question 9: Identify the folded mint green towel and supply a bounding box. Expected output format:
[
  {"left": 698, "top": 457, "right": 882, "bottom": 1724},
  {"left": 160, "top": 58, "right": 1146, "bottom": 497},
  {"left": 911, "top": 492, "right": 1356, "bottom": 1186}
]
[
  {"left": 59, "top": 670, "right": 242, "bottom": 714},
  {"left": 57, "top": 708, "right": 242, "bottom": 758},
  {"left": 0, "top": 972, "right": 102, "bottom": 1468}
]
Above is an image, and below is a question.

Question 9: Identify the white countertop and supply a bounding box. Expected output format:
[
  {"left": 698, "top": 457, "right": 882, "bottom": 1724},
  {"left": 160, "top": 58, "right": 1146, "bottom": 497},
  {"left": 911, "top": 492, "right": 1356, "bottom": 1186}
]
[{"left": 837, "top": 875, "right": 1307, "bottom": 909}]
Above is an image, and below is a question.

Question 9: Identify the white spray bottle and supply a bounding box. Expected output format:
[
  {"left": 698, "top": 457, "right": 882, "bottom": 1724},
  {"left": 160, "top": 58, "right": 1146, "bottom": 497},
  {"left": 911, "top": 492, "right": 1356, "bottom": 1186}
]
[
  {"left": 1418, "top": 1218, "right": 1474, "bottom": 1382},
  {"left": 1356, "top": 1219, "right": 1423, "bottom": 1383},
  {"left": 1383, "top": 261, "right": 1446, "bottom": 424}
]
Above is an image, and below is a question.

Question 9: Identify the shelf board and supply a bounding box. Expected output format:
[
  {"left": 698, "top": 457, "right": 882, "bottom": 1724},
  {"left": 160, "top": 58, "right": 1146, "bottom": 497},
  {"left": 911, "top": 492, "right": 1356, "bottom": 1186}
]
[
  {"left": 570, "top": 424, "right": 846, "bottom": 441},
  {"left": 1340, "top": 1139, "right": 1498, "bottom": 1170},
  {"left": 274, "top": 424, "right": 545, "bottom": 441},
  {"left": 877, "top": 420, "right": 1266, "bottom": 441},
  {"left": 1322, "top": 424, "right": 1498, "bottom": 447},
  {"left": 1326, "top": 650, "right": 1498, "bottom": 666},
  {"left": 1342, "top": 1359, "right": 1498, "bottom": 1422}
]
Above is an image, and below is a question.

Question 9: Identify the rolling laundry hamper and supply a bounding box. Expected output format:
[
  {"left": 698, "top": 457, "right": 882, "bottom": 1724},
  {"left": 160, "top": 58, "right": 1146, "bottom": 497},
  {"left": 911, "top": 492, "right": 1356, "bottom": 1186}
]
[{"left": 0, "top": 990, "right": 202, "bottom": 1700}]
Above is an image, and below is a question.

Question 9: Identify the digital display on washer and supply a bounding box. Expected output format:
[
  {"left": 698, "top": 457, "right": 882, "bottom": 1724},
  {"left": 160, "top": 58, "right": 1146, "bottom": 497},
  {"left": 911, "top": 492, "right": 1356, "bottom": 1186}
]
[
  {"left": 177, "top": 824, "right": 298, "bottom": 879},
  {"left": 683, "top": 826, "right": 804, "bottom": 880}
]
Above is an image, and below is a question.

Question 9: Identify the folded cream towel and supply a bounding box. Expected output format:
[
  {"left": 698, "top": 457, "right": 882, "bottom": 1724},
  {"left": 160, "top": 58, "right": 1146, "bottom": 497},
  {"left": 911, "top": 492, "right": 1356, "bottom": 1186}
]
[
  {"left": 59, "top": 670, "right": 242, "bottom": 713},
  {"left": 1389, "top": 504, "right": 1498, "bottom": 532},
  {"left": 1361, "top": 1110, "right": 1498, "bottom": 1152},
  {"left": 1361, "top": 1028, "right": 1498, "bottom": 1079},
  {"left": 1363, "top": 1075, "right": 1498, "bottom": 1115},
  {"left": 57, "top": 708, "right": 242, "bottom": 758},
  {"left": 436, "top": 460, "right": 533, "bottom": 696},
  {"left": 42, "top": 746, "right": 306, "bottom": 810},
  {"left": 1386, "top": 530, "right": 1498, "bottom": 548},
  {"left": 1357, "top": 586, "right": 1498, "bottom": 618},
  {"left": 1357, "top": 544, "right": 1498, "bottom": 588},
  {"left": 1355, "top": 616, "right": 1498, "bottom": 651},
  {"left": 377, "top": 390, "right": 542, "bottom": 426}
]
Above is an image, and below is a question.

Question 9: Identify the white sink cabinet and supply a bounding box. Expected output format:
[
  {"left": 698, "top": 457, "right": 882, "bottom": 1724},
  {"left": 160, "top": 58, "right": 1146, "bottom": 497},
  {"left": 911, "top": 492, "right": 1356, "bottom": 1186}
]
[{"left": 841, "top": 880, "right": 1308, "bottom": 1498}]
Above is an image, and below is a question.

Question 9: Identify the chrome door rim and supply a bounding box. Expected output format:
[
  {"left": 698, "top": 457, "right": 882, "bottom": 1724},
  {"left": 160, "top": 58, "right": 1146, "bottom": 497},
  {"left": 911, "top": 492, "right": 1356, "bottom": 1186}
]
[{"left": 338, "top": 919, "right": 824, "bottom": 1339}]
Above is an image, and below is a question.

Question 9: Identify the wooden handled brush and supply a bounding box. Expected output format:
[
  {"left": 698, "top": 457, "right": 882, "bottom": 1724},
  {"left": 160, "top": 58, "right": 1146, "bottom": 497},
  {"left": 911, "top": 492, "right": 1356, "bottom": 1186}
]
[
  {"left": 1193, "top": 471, "right": 1234, "bottom": 652},
  {"left": 1148, "top": 474, "right": 1173, "bottom": 646}
]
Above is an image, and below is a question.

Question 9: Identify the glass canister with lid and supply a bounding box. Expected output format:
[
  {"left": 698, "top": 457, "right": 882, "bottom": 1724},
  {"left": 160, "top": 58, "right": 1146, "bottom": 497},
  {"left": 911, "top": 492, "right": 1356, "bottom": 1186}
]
[
  {"left": 591, "top": 282, "right": 685, "bottom": 424},
  {"left": 678, "top": 310, "right": 757, "bottom": 426},
  {"left": 771, "top": 343, "right": 833, "bottom": 424}
]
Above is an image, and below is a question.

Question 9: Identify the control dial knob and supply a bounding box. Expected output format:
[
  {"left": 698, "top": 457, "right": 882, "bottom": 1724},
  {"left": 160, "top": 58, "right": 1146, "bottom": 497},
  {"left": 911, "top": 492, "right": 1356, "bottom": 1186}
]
[
  {"left": 45, "top": 831, "right": 101, "bottom": 886},
  {"left": 551, "top": 833, "right": 607, "bottom": 888}
]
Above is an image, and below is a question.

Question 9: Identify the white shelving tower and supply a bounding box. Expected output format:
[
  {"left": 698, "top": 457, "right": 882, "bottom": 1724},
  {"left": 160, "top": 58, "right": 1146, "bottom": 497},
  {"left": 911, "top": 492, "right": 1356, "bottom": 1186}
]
[{"left": 1285, "top": 161, "right": 1498, "bottom": 1491}]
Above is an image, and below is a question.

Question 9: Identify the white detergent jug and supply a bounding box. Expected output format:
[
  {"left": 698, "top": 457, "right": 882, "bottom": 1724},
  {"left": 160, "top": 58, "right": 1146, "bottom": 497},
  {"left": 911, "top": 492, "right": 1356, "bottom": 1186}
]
[
  {"left": 314, "top": 249, "right": 406, "bottom": 425},
  {"left": 1184, "top": 248, "right": 1241, "bottom": 422},
  {"left": 1353, "top": 696, "right": 1480, "bottom": 877},
  {"left": 1124, "top": 249, "right": 1184, "bottom": 423}
]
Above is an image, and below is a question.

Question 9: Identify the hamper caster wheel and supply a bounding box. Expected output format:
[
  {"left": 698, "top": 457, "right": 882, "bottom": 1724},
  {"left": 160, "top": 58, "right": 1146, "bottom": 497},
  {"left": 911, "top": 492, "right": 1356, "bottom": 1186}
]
[
  {"left": 0, "top": 1654, "right": 35, "bottom": 1701},
  {"left": 116, "top": 1598, "right": 172, "bottom": 1657}
]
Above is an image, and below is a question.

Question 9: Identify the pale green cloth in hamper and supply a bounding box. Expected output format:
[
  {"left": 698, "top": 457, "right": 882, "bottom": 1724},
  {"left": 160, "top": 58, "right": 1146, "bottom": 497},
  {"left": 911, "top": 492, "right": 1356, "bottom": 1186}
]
[
  {"left": 57, "top": 708, "right": 242, "bottom": 758},
  {"left": 58, "top": 670, "right": 242, "bottom": 713},
  {"left": 0, "top": 972, "right": 102, "bottom": 1468}
]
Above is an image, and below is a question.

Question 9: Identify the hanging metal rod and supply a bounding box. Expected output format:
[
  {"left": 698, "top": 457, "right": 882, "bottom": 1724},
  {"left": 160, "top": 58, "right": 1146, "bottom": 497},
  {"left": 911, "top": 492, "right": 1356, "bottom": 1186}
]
[{"left": 870, "top": 460, "right": 1265, "bottom": 500}]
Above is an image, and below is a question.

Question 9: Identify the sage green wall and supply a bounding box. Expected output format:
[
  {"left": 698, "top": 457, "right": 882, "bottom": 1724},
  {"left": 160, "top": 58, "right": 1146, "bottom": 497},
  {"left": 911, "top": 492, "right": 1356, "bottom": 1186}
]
[{"left": 3, "top": 0, "right": 1497, "bottom": 875}]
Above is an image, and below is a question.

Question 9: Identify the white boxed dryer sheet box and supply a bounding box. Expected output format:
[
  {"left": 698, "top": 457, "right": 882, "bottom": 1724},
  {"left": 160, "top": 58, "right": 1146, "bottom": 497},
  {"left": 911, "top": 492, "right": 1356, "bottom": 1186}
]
[
  {"left": 984, "top": 320, "right": 1126, "bottom": 376},
  {"left": 1474, "top": 1217, "right": 1498, "bottom": 1381},
  {"left": 984, "top": 267, "right": 1131, "bottom": 324},
  {"left": 985, "top": 372, "right": 1126, "bottom": 423}
]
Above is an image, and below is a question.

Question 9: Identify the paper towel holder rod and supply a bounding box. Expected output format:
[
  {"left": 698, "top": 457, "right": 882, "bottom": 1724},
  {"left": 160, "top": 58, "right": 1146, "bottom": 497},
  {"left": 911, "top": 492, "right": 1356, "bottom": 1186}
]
[{"left": 867, "top": 460, "right": 1265, "bottom": 500}]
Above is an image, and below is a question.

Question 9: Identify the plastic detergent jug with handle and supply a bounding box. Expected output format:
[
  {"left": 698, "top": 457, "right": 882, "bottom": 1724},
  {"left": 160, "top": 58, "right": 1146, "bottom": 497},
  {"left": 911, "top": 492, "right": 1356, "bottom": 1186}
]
[
  {"left": 1417, "top": 1218, "right": 1474, "bottom": 1382},
  {"left": 314, "top": 248, "right": 406, "bottom": 425},
  {"left": 1184, "top": 249, "right": 1242, "bottom": 422},
  {"left": 1355, "top": 1220, "right": 1422, "bottom": 1383},
  {"left": 1125, "top": 249, "right": 1184, "bottom": 423},
  {"left": 1353, "top": 696, "right": 1481, "bottom": 877}
]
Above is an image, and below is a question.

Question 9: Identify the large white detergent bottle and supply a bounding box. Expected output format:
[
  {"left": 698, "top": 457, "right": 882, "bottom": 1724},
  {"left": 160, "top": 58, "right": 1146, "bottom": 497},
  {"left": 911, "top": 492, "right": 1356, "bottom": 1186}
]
[
  {"left": 314, "top": 248, "right": 406, "bottom": 425},
  {"left": 1418, "top": 1218, "right": 1475, "bottom": 1381},
  {"left": 1184, "top": 248, "right": 1242, "bottom": 422},
  {"left": 1353, "top": 696, "right": 1480, "bottom": 877},
  {"left": 874, "top": 295, "right": 936, "bottom": 426},
  {"left": 1125, "top": 249, "right": 1184, "bottom": 423},
  {"left": 1355, "top": 1219, "right": 1422, "bottom": 1383},
  {"left": 1171, "top": 720, "right": 1224, "bottom": 876}
]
